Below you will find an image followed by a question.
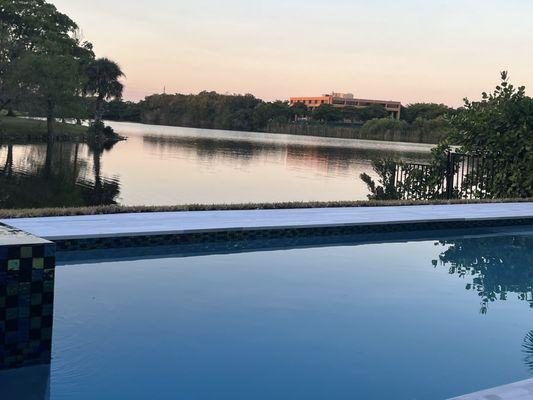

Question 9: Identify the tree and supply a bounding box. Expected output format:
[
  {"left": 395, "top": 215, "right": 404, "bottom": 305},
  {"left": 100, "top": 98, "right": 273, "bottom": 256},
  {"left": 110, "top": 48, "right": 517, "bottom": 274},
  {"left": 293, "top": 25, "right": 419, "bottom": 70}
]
[
  {"left": 361, "top": 72, "right": 533, "bottom": 200},
  {"left": 1, "top": 0, "right": 94, "bottom": 137},
  {"left": 290, "top": 102, "right": 308, "bottom": 120},
  {"left": 401, "top": 103, "right": 453, "bottom": 123},
  {"left": 450, "top": 71, "right": 533, "bottom": 198},
  {"left": 355, "top": 104, "right": 388, "bottom": 122},
  {"left": 250, "top": 101, "right": 290, "bottom": 130},
  {"left": 312, "top": 104, "right": 343, "bottom": 123},
  {"left": 9, "top": 51, "right": 83, "bottom": 135},
  {"left": 84, "top": 57, "right": 124, "bottom": 124},
  {"left": 0, "top": 20, "right": 14, "bottom": 110},
  {"left": 340, "top": 107, "right": 359, "bottom": 123},
  {"left": 103, "top": 99, "right": 141, "bottom": 122}
]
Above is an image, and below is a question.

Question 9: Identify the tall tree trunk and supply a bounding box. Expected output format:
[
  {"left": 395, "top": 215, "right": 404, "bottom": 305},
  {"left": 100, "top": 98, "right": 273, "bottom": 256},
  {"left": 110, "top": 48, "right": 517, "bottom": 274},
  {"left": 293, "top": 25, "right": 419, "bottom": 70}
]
[
  {"left": 46, "top": 99, "right": 55, "bottom": 139},
  {"left": 95, "top": 95, "right": 104, "bottom": 124}
]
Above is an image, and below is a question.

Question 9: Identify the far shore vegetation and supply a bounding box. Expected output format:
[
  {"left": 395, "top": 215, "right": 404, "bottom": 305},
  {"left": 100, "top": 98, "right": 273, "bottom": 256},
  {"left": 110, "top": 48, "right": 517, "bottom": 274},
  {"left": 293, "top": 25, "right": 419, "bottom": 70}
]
[
  {"left": 100, "top": 93, "right": 454, "bottom": 144},
  {"left": 1, "top": 197, "right": 531, "bottom": 219}
]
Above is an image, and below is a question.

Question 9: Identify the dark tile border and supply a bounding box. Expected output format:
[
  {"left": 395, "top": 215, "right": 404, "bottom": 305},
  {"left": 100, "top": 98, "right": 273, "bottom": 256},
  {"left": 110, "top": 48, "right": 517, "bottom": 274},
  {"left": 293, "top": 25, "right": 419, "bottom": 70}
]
[
  {"left": 54, "top": 218, "right": 533, "bottom": 252},
  {"left": 0, "top": 243, "right": 56, "bottom": 370}
]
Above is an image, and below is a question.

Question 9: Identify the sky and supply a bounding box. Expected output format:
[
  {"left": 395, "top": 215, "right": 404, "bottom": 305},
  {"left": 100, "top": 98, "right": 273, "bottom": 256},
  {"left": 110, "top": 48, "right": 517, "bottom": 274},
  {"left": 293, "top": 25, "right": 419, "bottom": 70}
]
[{"left": 51, "top": 0, "right": 533, "bottom": 106}]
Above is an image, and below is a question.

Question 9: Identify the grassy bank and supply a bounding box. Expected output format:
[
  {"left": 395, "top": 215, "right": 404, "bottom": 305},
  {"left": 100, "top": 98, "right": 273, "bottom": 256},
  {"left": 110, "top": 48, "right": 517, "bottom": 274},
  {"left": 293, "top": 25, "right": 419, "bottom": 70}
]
[
  {"left": 0, "top": 198, "right": 530, "bottom": 219},
  {"left": 0, "top": 117, "right": 89, "bottom": 142}
]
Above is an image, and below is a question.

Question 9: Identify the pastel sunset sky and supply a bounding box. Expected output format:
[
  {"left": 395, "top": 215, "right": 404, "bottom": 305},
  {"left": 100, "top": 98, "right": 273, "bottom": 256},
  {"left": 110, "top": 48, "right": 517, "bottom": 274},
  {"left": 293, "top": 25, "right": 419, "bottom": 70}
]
[{"left": 51, "top": 0, "right": 533, "bottom": 106}]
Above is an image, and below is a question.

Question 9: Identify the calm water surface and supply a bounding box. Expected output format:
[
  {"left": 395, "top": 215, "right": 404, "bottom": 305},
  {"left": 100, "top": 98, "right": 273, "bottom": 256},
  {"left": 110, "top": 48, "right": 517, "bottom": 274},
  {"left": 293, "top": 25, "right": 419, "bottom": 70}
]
[
  {"left": 1, "top": 228, "right": 532, "bottom": 399},
  {"left": 0, "top": 122, "right": 432, "bottom": 208}
]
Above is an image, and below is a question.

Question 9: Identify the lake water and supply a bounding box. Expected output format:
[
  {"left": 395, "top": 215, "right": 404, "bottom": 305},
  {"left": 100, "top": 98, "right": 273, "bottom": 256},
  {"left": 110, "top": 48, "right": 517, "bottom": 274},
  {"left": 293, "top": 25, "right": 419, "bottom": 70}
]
[{"left": 0, "top": 122, "right": 433, "bottom": 208}]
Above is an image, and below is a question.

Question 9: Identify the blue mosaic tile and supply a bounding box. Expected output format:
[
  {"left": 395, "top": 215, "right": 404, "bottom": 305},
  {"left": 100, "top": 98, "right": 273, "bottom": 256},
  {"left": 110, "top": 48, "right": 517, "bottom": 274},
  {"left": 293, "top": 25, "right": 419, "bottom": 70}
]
[{"left": 0, "top": 241, "right": 56, "bottom": 370}]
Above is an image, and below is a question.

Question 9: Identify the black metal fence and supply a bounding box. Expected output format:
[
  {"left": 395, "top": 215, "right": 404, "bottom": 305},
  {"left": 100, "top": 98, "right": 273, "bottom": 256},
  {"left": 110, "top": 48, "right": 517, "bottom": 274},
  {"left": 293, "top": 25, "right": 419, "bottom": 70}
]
[{"left": 394, "top": 152, "right": 494, "bottom": 200}]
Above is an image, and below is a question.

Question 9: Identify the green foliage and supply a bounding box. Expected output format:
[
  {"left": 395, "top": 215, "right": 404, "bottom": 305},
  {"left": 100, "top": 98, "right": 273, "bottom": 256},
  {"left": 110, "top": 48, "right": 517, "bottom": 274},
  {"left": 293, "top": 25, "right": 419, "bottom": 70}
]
[
  {"left": 450, "top": 71, "right": 533, "bottom": 198},
  {"left": 312, "top": 104, "right": 343, "bottom": 123},
  {"left": 1, "top": 0, "right": 94, "bottom": 135},
  {"left": 360, "top": 144, "right": 450, "bottom": 201},
  {"left": 84, "top": 57, "right": 124, "bottom": 123},
  {"left": 360, "top": 142, "right": 452, "bottom": 201},
  {"left": 360, "top": 159, "right": 400, "bottom": 200},
  {"left": 355, "top": 104, "right": 389, "bottom": 121},
  {"left": 140, "top": 92, "right": 289, "bottom": 132},
  {"left": 401, "top": 103, "right": 454, "bottom": 123},
  {"left": 290, "top": 102, "right": 308, "bottom": 119},
  {"left": 103, "top": 99, "right": 140, "bottom": 122},
  {"left": 362, "top": 72, "right": 533, "bottom": 200},
  {"left": 360, "top": 118, "right": 408, "bottom": 137},
  {"left": 87, "top": 120, "right": 117, "bottom": 139},
  {"left": 253, "top": 100, "right": 291, "bottom": 128},
  {"left": 409, "top": 116, "right": 454, "bottom": 140},
  {"left": 9, "top": 52, "right": 82, "bottom": 117}
]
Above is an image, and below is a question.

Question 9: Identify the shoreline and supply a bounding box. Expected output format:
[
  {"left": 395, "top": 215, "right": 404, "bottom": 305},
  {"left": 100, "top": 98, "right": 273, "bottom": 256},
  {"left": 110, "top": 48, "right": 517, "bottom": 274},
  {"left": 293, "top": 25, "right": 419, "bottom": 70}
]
[
  {"left": 106, "top": 119, "right": 447, "bottom": 145},
  {"left": 107, "top": 120, "right": 435, "bottom": 153},
  {"left": 0, "top": 198, "right": 531, "bottom": 219},
  {"left": 0, "top": 116, "right": 445, "bottom": 147}
]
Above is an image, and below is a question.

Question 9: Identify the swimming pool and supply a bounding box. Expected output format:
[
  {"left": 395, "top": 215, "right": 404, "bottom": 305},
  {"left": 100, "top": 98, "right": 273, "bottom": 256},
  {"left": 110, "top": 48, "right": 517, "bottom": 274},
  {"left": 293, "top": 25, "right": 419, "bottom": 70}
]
[{"left": 2, "top": 227, "right": 533, "bottom": 399}]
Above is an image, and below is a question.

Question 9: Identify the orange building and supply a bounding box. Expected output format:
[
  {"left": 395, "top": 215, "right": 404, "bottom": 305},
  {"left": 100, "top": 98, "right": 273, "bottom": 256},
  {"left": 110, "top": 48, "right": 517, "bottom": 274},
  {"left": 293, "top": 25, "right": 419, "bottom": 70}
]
[{"left": 289, "top": 92, "right": 402, "bottom": 120}]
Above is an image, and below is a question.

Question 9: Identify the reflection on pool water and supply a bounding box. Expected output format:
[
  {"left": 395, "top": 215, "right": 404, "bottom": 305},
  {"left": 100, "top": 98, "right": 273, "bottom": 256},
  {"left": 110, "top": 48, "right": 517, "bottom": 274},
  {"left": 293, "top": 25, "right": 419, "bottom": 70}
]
[{"left": 1, "top": 228, "right": 532, "bottom": 399}]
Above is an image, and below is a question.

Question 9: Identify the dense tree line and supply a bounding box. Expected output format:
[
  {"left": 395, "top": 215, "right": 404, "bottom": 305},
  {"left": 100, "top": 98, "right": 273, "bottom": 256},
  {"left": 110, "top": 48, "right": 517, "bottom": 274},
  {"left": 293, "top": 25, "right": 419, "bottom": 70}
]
[
  {"left": 0, "top": 0, "right": 124, "bottom": 138},
  {"left": 102, "top": 92, "right": 456, "bottom": 135},
  {"left": 104, "top": 92, "right": 296, "bottom": 131}
]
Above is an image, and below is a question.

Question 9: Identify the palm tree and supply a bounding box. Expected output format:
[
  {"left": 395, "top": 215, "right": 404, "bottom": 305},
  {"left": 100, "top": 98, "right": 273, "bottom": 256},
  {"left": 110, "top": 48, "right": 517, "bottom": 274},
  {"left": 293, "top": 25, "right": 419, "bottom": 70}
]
[{"left": 85, "top": 58, "right": 124, "bottom": 124}]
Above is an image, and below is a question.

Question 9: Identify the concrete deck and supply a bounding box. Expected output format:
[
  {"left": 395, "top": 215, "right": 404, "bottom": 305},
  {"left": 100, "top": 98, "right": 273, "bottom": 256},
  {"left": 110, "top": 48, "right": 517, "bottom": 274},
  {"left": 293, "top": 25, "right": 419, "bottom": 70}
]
[
  {"left": 450, "top": 378, "right": 533, "bottom": 399},
  {"left": 0, "top": 223, "right": 51, "bottom": 246},
  {"left": 2, "top": 202, "right": 532, "bottom": 241}
]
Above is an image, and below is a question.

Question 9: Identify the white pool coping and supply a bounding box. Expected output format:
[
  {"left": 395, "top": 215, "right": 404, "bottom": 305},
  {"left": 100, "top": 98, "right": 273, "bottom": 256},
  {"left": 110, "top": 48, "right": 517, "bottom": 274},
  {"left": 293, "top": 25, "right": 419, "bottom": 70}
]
[
  {"left": 450, "top": 378, "right": 533, "bottom": 399},
  {"left": 2, "top": 202, "right": 532, "bottom": 241}
]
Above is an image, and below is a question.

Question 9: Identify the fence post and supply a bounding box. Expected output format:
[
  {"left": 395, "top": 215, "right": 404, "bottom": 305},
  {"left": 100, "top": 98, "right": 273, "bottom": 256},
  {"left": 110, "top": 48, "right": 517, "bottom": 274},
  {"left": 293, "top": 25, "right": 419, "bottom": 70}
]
[{"left": 445, "top": 152, "right": 454, "bottom": 199}]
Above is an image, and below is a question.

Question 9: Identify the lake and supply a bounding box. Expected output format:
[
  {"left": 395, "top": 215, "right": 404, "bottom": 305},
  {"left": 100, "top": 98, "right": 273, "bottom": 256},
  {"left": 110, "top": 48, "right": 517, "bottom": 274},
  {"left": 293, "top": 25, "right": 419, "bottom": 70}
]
[{"left": 0, "top": 122, "right": 433, "bottom": 209}]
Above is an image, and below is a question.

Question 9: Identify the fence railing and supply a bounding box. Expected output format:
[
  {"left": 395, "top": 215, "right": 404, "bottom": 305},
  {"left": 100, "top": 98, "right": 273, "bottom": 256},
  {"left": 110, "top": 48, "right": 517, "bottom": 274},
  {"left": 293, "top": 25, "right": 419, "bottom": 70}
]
[{"left": 394, "top": 152, "right": 494, "bottom": 200}]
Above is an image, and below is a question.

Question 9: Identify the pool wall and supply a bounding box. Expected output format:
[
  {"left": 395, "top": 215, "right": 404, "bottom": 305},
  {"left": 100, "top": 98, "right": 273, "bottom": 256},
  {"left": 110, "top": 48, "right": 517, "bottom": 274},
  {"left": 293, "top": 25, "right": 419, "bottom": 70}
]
[
  {"left": 2, "top": 203, "right": 533, "bottom": 252},
  {"left": 53, "top": 216, "right": 533, "bottom": 251},
  {"left": 0, "top": 226, "right": 55, "bottom": 370}
]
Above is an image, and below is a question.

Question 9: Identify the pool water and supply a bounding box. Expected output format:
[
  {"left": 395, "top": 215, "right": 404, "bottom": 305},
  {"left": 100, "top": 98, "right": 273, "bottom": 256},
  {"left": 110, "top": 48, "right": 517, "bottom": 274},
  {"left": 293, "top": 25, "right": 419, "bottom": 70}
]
[{"left": 2, "top": 228, "right": 533, "bottom": 399}]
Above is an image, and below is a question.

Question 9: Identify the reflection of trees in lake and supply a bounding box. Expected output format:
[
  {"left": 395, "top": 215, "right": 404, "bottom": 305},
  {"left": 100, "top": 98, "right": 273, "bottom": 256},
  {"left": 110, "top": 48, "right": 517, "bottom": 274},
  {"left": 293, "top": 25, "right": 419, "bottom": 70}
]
[
  {"left": 0, "top": 141, "right": 120, "bottom": 209},
  {"left": 142, "top": 135, "right": 432, "bottom": 173},
  {"left": 435, "top": 234, "right": 533, "bottom": 314}
]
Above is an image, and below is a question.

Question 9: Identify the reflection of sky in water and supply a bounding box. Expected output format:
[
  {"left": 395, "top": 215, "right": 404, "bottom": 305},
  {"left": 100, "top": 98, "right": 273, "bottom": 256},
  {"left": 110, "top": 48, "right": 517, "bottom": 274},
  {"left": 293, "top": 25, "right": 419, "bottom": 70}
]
[
  {"left": 0, "top": 122, "right": 432, "bottom": 208},
  {"left": 3, "top": 229, "right": 532, "bottom": 399}
]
